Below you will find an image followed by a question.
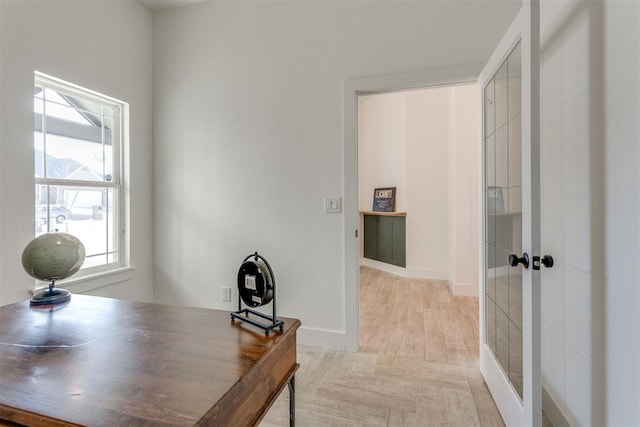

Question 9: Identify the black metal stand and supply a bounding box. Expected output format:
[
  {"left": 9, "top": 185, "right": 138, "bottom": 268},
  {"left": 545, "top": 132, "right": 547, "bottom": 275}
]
[{"left": 231, "top": 252, "right": 284, "bottom": 336}]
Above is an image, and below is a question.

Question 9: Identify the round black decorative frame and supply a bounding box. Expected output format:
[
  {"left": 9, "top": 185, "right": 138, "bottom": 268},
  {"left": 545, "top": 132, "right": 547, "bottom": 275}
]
[
  {"left": 237, "top": 255, "right": 274, "bottom": 308},
  {"left": 231, "top": 252, "right": 284, "bottom": 335}
]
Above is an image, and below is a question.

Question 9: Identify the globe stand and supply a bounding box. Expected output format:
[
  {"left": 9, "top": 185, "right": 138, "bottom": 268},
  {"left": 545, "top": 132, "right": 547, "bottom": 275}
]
[
  {"left": 30, "top": 279, "right": 71, "bottom": 306},
  {"left": 22, "top": 233, "right": 86, "bottom": 308}
]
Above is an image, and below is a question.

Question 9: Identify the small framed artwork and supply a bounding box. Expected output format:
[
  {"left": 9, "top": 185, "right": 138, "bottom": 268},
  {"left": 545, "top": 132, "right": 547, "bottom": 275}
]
[
  {"left": 372, "top": 187, "right": 396, "bottom": 212},
  {"left": 487, "top": 186, "right": 505, "bottom": 213}
]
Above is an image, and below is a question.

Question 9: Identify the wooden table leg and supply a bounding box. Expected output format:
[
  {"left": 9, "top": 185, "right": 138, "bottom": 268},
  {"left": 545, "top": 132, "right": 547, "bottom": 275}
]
[{"left": 288, "top": 375, "right": 295, "bottom": 427}]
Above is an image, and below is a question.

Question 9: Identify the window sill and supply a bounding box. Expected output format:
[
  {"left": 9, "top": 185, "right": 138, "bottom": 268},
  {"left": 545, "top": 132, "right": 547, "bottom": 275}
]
[{"left": 30, "top": 266, "right": 135, "bottom": 297}]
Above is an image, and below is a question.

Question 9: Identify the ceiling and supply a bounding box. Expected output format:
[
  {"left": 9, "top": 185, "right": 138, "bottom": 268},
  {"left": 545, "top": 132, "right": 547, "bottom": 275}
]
[{"left": 137, "top": 0, "right": 206, "bottom": 12}]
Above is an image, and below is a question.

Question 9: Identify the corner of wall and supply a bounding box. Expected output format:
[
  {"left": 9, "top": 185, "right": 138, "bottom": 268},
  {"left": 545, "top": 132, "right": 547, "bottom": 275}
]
[
  {"left": 449, "top": 280, "right": 478, "bottom": 297},
  {"left": 297, "top": 327, "right": 346, "bottom": 351},
  {"left": 543, "top": 385, "right": 573, "bottom": 427}
]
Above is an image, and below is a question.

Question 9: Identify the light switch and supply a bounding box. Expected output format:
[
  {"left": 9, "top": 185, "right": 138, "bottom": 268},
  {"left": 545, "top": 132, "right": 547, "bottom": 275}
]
[{"left": 324, "top": 197, "right": 342, "bottom": 213}]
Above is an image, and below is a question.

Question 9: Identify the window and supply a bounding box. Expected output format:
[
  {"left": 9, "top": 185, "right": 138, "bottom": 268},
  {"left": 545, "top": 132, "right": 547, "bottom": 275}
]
[{"left": 34, "top": 72, "right": 127, "bottom": 275}]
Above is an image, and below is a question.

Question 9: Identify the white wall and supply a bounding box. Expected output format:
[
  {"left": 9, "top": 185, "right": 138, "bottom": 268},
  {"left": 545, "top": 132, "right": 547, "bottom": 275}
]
[
  {"left": 0, "top": 1, "right": 154, "bottom": 305},
  {"left": 602, "top": 1, "right": 639, "bottom": 425},
  {"left": 540, "top": 0, "right": 640, "bottom": 425},
  {"left": 358, "top": 92, "right": 407, "bottom": 212},
  {"left": 152, "top": 1, "right": 518, "bottom": 348},
  {"left": 448, "top": 85, "right": 480, "bottom": 296},
  {"left": 405, "top": 88, "right": 451, "bottom": 280}
]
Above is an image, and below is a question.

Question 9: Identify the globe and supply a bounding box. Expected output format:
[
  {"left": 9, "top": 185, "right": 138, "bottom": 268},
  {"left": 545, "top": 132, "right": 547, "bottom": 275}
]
[{"left": 22, "top": 233, "right": 86, "bottom": 306}]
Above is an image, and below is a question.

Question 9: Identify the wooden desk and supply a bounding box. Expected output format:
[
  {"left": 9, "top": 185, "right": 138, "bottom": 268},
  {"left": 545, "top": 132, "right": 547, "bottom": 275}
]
[{"left": 0, "top": 295, "right": 300, "bottom": 426}]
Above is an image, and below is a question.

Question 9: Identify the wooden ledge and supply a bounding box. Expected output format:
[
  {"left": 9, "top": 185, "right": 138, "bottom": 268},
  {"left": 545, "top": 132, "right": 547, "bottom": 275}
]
[{"left": 360, "top": 211, "right": 407, "bottom": 217}]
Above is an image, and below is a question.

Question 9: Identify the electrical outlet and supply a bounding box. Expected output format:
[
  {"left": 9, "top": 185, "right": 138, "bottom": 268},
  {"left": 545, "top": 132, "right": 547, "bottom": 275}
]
[{"left": 222, "top": 287, "right": 232, "bottom": 302}]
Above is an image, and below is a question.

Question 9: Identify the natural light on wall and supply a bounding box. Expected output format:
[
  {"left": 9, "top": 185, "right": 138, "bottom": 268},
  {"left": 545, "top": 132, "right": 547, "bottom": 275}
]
[{"left": 33, "top": 72, "right": 127, "bottom": 275}]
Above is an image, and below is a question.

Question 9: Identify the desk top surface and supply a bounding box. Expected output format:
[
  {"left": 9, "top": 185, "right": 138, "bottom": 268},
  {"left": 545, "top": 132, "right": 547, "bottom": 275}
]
[{"left": 0, "top": 295, "right": 300, "bottom": 426}]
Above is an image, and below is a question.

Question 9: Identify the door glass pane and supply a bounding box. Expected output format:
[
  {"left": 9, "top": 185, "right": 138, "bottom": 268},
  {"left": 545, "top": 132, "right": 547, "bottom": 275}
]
[
  {"left": 485, "top": 80, "right": 495, "bottom": 136},
  {"left": 485, "top": 40, "right": 523, "bottom": 400},
  {"left": 495, "top": 61, "right": 509, "bottom": 129}
]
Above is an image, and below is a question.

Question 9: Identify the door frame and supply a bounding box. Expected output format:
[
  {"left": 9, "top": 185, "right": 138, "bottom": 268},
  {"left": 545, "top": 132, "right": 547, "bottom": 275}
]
[{"left": 343, "top": 65, "right": 482, "bottom": 352}]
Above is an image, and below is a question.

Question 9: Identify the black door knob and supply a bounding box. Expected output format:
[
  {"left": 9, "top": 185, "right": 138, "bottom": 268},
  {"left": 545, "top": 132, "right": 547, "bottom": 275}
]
[
  {"left": 508, "top": 253, "right": 530, "bottom": 269},
  {"left": 532, "top": 255, "right": 554, "bottom": 270}
]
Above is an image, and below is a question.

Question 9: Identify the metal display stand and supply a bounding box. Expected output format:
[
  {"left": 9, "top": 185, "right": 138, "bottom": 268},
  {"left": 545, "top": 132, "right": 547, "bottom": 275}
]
[{"left": 231, "top": 252, "right": 284, "bottom": 335}]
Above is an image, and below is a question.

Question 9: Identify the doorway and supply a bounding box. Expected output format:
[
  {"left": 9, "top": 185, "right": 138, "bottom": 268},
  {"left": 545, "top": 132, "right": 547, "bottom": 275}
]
[
  {"left": 342, "top": 56, "right": 544, "bottom": 426},
  {"left": 343, "top": 66, "right": 482, "bottom": 353},
  {"left": 355, "top": 84, "right": 481, "bottom": 357}
]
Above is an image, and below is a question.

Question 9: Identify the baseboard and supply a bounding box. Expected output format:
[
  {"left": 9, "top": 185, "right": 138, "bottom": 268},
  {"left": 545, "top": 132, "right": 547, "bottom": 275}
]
[
  {"left": 297, "top": 326, "right": 345, "bottom": 351},
  {"left": 360, "top": 258, "right": 449, "bottom": 281},
  {"left": 449, "top": 281, "right": 478, "bottom": 297},
  {"left": 542, "top": 384, "right": 573, "bottom": 427},
  {"left": 360, "top": 258, "right": 407, "bottom": 276},
  {"left": 406, "top": 267, "right": 450, "bottom": 281}
]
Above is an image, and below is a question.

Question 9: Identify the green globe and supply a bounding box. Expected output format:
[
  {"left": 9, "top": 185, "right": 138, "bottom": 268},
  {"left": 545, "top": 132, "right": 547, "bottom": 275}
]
[{"left": 22, "top": 233, "right": 86, "bottom": 282}]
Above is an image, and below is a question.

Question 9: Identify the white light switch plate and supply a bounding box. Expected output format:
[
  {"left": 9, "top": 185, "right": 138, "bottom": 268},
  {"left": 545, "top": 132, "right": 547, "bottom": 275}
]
[{"left": 324, "top": 197, "right": 342, "bottom": 213}]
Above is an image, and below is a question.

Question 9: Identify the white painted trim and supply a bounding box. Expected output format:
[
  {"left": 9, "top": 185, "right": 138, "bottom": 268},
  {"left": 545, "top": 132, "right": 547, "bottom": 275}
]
[
  {"left": 542, "top": 385, "right": 573, "bottom": 427},
  {"left": 408, "top": 268, "right": 449, "bottom": 281},
  {"left": 344, "top": 64, "right": 482, "bottom": 353},
  {"left": 360, "top": 258, "right": 449, "bottom": 281},
  {"left": 297, "top": 326, "right": 345, "bottom": 351},
  {"left": 450, "top": 281, "right": 478, "bottom": 297},
  {"left": 29, "top": 266, "right": 135, "bottom": 297},
  {"left": 360, "top": 258, "right": 407, "bottom": 277},
  {"left": 480, "top": 343, "right": 527, "bottom": 424}
]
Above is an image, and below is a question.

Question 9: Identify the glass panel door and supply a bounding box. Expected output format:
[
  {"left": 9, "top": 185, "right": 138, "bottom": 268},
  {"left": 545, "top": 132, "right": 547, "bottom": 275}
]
[
  {"left": 478, "top": 1, "right": 541, "bottom": 425},
  {"left": 485, "top": 42, "right": 524, "bottom": 400}
]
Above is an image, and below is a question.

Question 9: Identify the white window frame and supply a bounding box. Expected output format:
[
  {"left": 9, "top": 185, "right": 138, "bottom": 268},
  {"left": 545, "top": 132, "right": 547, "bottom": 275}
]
[{"left": 34, "top": 72, "right": 130, "bottom": 284}]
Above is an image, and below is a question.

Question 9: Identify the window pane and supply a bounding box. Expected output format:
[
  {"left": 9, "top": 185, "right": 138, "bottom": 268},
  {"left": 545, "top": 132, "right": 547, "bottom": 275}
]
[
  {"left": 34, "top": 85, "right": 44, "bottom": 100},
  {"left": 35, "top": 88, "right": 115, "bottom": 183},
  {"left": 34, "top": 133, "right": 45, "bottom": 179},
  {"left": 35, "top": 184, "right": 70, "bottom": 234},
  {"left": 43, "top": 88, "right": 92, "bottom": 125},
  {"left": 36, "top": 185, "right": 117, "bottom": 269},
  {"left": 35, "top": 133, "right": 113, "bottom": 182},
  {"left": 64, "top": 93, "right": 106, "bottom": 118}
]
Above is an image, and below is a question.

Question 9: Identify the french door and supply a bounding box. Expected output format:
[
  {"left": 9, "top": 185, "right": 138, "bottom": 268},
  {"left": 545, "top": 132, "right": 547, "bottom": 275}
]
[{"left": 479, "top": 1, "right": 543, "bottom": 426}]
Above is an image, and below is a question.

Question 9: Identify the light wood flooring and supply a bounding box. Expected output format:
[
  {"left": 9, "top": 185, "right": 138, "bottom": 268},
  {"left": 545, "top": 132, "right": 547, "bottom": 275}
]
[{"left": 260, "top": 267, "right": 547, "bottom": 426}]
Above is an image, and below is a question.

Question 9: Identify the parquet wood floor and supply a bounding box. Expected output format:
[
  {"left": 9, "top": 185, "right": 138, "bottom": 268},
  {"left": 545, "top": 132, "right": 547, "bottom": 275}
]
[{"left": 261, "top": 267, "right": 550, "bottom": 426}]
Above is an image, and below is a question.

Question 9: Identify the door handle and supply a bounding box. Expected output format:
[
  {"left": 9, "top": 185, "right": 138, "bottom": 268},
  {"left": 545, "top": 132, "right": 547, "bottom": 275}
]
[
  {"left": 508, "top": 253, "right": 529, "bottom": 269},
  {"left": 532, "top": 255, "right": 554, "bottom": 270}
]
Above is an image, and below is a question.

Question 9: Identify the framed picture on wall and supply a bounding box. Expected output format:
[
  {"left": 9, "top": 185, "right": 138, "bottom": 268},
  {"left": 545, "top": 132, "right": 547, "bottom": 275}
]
[
  {"left": 372, "top": 187, "right": 396, "bottom": 212},
  {"left": 487, "top": 186, "right": 505, "bottom": 213}
]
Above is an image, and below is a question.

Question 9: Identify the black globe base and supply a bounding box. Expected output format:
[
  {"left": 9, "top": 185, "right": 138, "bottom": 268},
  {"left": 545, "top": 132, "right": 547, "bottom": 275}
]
[{"left": 30, "top": 288, "right": 71, "bottom": 306}]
